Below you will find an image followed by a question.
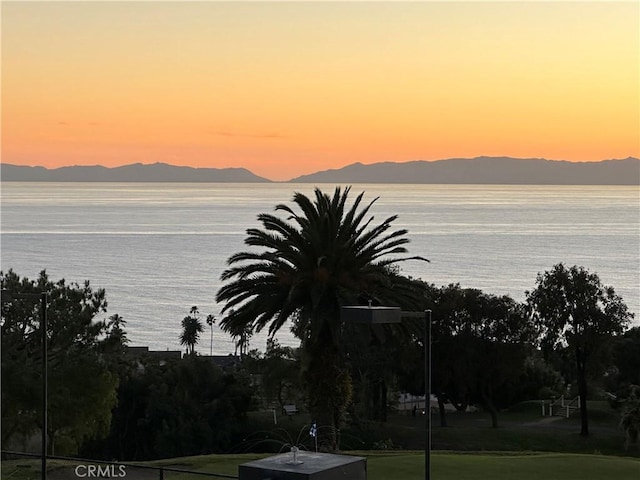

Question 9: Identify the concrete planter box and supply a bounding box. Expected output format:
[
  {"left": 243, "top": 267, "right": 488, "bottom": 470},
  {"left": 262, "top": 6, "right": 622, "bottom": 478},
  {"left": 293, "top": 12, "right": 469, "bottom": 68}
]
[{"left": 239, "top": 451, "right": 366, "bottom": 480}]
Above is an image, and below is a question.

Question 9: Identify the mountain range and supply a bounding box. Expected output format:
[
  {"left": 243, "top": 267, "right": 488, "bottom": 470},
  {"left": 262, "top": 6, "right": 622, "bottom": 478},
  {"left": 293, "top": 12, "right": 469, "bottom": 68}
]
[
  {"left": 1, "top": 157, "right": 639, "bottom": 185},
  {"left": 0, "top": 162, "right": 268, "bottom": 183}
]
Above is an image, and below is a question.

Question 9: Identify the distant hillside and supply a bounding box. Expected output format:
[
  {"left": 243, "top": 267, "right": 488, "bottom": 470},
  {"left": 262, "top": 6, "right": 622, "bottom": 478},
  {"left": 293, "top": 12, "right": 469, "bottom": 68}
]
[
  {"left": 289, "top": 157, "right": 640, "bottom": 185},
  {"left": 0, "top": 162, "right": 271, "bottom": 182},
  {"left": 2, "top": 157, "right": 639, "bottom": 184}
]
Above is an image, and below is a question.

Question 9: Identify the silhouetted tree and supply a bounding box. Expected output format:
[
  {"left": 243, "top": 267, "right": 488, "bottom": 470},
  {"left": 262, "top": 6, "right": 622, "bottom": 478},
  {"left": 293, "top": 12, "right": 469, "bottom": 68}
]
[
  {"left": 206, "top": 314, "right": 215, "bottom": 356},
  {"left": 234, "top": 325, "right": 253, "bottom": 358},
  {"left": 84, "top": 355, "right": 254, "bottom": 460},
  {"left": 216, "top": 187, "right": 426, "bottom": 450},
  {"left": 620, "top": 385, "right": 640, "bottom": 451},
  {"left": 431, "top": 286, "right": 535, "bottom": 428},
  {"left": 179, "top": 306, "right": 204, "bottom": 355},
  {"left": 612, "top": 327, "right": 640, "bottom": 389},
  {"left": 1, "top": 269, "right": 123, "bottom": 455},
  {"left": 527, "top": 263, "right": 633, "bottom": 436},
  {"left": 261, "top": 339, "right": 301, "bottom": 411}
]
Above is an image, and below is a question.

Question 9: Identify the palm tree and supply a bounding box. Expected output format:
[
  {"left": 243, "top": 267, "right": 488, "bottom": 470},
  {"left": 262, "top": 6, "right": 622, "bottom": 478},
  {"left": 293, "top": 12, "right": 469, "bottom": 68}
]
[
  {"left": 104, "top": 313, "right": 128, "bottom": 355},
  {"left": 233, "top": 323, "right": 252, "bottom": 358},
  {"left": 206, "top": 314, "right": 215, "bottom": 356},
  {"left": 216, "top": 187, "right": 427, "bottom": 450},
  {"left": 180, "top": 306, "right": 204, "bottom": 356}
]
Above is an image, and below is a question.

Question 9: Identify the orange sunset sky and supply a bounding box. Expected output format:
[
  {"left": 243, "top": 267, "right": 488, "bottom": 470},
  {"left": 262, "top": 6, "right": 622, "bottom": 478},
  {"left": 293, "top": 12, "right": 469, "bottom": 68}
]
[{"left": 2, "top": 1, "right": 639, "bottom": 181}]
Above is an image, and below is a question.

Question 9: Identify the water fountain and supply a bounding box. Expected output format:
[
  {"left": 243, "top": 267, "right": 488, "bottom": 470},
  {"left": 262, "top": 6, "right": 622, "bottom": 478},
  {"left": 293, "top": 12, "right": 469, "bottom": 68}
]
[{"left": 238, "top": 446, "right": 366, "bottom": 480}]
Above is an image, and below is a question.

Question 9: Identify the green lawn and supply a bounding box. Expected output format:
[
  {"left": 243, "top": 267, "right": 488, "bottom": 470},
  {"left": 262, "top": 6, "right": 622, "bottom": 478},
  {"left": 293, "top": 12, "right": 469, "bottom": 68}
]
[
  {"left": 367, "top": 452, "right": 640, "bottom": 480},
  {"left": 112, "top": 451, "right": 640, "bottom": 480},
  {"left": 149, "top": 452, "right": 640, "bottom": 480},
  {"left": 4, "top": 452, "right": 639, "bottom": 480},
  {"left": 3, "top": 401, "right": 637, "bottom": 479},
  {"left": 240, "top": 400, "right": 635, "bottom": 457}
]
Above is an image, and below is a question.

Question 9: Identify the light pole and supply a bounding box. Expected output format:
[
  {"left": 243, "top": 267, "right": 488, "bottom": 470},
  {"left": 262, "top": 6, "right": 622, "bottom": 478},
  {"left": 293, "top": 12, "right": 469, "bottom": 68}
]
[
  {"left": 1, "top": 289, "right": 48, "bottom": 480},
  {"left": 425, "top": 309, "right": 432, "bottom": 479},
  {"left": 340, "top": 306, "right": 431, "bottom": 480},
  {"left": 399, "top": 309, "right": 431, "bottom": 480}
]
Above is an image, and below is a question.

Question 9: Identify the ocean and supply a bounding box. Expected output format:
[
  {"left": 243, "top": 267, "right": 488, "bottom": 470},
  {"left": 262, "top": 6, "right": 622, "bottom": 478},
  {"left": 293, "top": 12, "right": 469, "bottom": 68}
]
[{"left": 1, "top": 182, "right": 638, "bottom": 354}]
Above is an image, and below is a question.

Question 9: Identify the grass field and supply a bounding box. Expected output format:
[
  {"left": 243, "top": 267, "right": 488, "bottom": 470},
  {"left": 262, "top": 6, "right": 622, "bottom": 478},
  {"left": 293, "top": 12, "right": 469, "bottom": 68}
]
[
  {"left": 3, "top": 401, "right": 638, "bottom": 479},
  {"left": 4, "top": 451, "right": 639, "bottom": 480},
  {"left": 234, "top": 400, "right": 637, "bottom": 457}
]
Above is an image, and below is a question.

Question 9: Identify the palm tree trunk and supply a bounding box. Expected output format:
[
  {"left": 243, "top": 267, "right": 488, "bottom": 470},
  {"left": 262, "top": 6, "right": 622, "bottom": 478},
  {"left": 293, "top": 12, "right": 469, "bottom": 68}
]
[
  {"left": 303, "top": 329, "right": 352, "bottom": 452},
  {"left": 305, "top": 347, "right": 338, "bottom": 450}
]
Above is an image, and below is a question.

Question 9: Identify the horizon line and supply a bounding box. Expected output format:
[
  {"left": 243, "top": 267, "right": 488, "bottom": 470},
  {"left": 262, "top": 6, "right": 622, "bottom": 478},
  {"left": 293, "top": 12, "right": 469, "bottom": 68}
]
[{"left": 3, "top": 155, "right": 639, "bottom": 183}]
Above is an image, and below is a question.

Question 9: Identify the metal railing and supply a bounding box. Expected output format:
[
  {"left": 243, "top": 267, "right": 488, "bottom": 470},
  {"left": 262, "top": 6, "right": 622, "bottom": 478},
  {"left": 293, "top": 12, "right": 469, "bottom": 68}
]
[
  {"left": 541, "top": 395, "right": 580, "bottom": 418},
  {"left": 1, "top": 450, "right": 238, "bottom": 479}
]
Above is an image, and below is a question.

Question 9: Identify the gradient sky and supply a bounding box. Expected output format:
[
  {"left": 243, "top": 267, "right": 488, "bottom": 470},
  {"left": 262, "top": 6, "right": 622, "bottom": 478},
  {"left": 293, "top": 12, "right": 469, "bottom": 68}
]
[{"left": 2, "top": 1, "right": 639, "bottom": 181}]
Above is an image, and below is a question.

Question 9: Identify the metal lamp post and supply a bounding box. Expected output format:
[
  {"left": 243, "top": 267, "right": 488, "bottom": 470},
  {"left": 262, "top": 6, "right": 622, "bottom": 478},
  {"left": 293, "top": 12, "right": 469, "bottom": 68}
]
[
  {"left": 1, "top": 289, "right": 48, "bottom": 480},
  {"left": 425, "top": 309, "right": 432, "bottom": 479},
  {"left": 340, "top": 306, "right": 431, "bottom": 480}
]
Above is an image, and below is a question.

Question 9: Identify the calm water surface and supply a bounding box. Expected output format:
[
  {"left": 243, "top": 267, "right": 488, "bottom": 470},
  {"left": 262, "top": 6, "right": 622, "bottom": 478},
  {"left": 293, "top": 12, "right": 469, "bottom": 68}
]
[{"left": 1, "top": 183, "right": 638, "bottom": 354}]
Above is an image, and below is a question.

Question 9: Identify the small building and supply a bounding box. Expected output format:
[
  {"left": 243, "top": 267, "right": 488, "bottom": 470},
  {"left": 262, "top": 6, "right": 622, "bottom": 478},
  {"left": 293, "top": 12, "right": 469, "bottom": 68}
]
[{"left": 124, "top": 346, "right": 182, "bottom": 363}]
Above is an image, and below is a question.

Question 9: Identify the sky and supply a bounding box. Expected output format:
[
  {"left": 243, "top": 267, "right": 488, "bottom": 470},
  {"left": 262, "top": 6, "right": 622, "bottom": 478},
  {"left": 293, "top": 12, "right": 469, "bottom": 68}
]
[{"left": 2, "top": 1, "right": 639, "bottom": 181}]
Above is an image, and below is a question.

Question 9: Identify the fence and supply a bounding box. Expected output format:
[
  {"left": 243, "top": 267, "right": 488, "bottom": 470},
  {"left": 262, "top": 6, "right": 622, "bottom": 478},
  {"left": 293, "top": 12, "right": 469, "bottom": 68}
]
[
  {"left": 1, "top": 450, "right": 238, "bottom": 480},
  {"left": 540, "top": 395, "right": 580, "bottom": 418}
]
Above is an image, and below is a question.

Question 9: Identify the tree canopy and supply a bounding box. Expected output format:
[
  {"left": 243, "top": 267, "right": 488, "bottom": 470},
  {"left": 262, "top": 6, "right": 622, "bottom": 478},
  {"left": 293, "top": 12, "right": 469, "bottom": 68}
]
[
  {"left": 180, "top": 306, "right": 205, "bottom": 355},
  {"left": 216, "top": 187, "right": 427, "bottom": 450},
  {"left": 424, "top": 284, "right": 538, "bottom": 427},
  {"left": 1, "top": 269, "right": 125, "bottom": 455},
  {"left": 526, "top": 263, "right": 633, "bottom": 436}
]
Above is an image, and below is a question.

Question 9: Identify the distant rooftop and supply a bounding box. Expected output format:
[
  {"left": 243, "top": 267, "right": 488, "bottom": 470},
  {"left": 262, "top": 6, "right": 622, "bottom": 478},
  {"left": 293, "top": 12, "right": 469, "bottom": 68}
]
[{"left": 124, "top": 346, "right": 241, "bottom": 368}]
